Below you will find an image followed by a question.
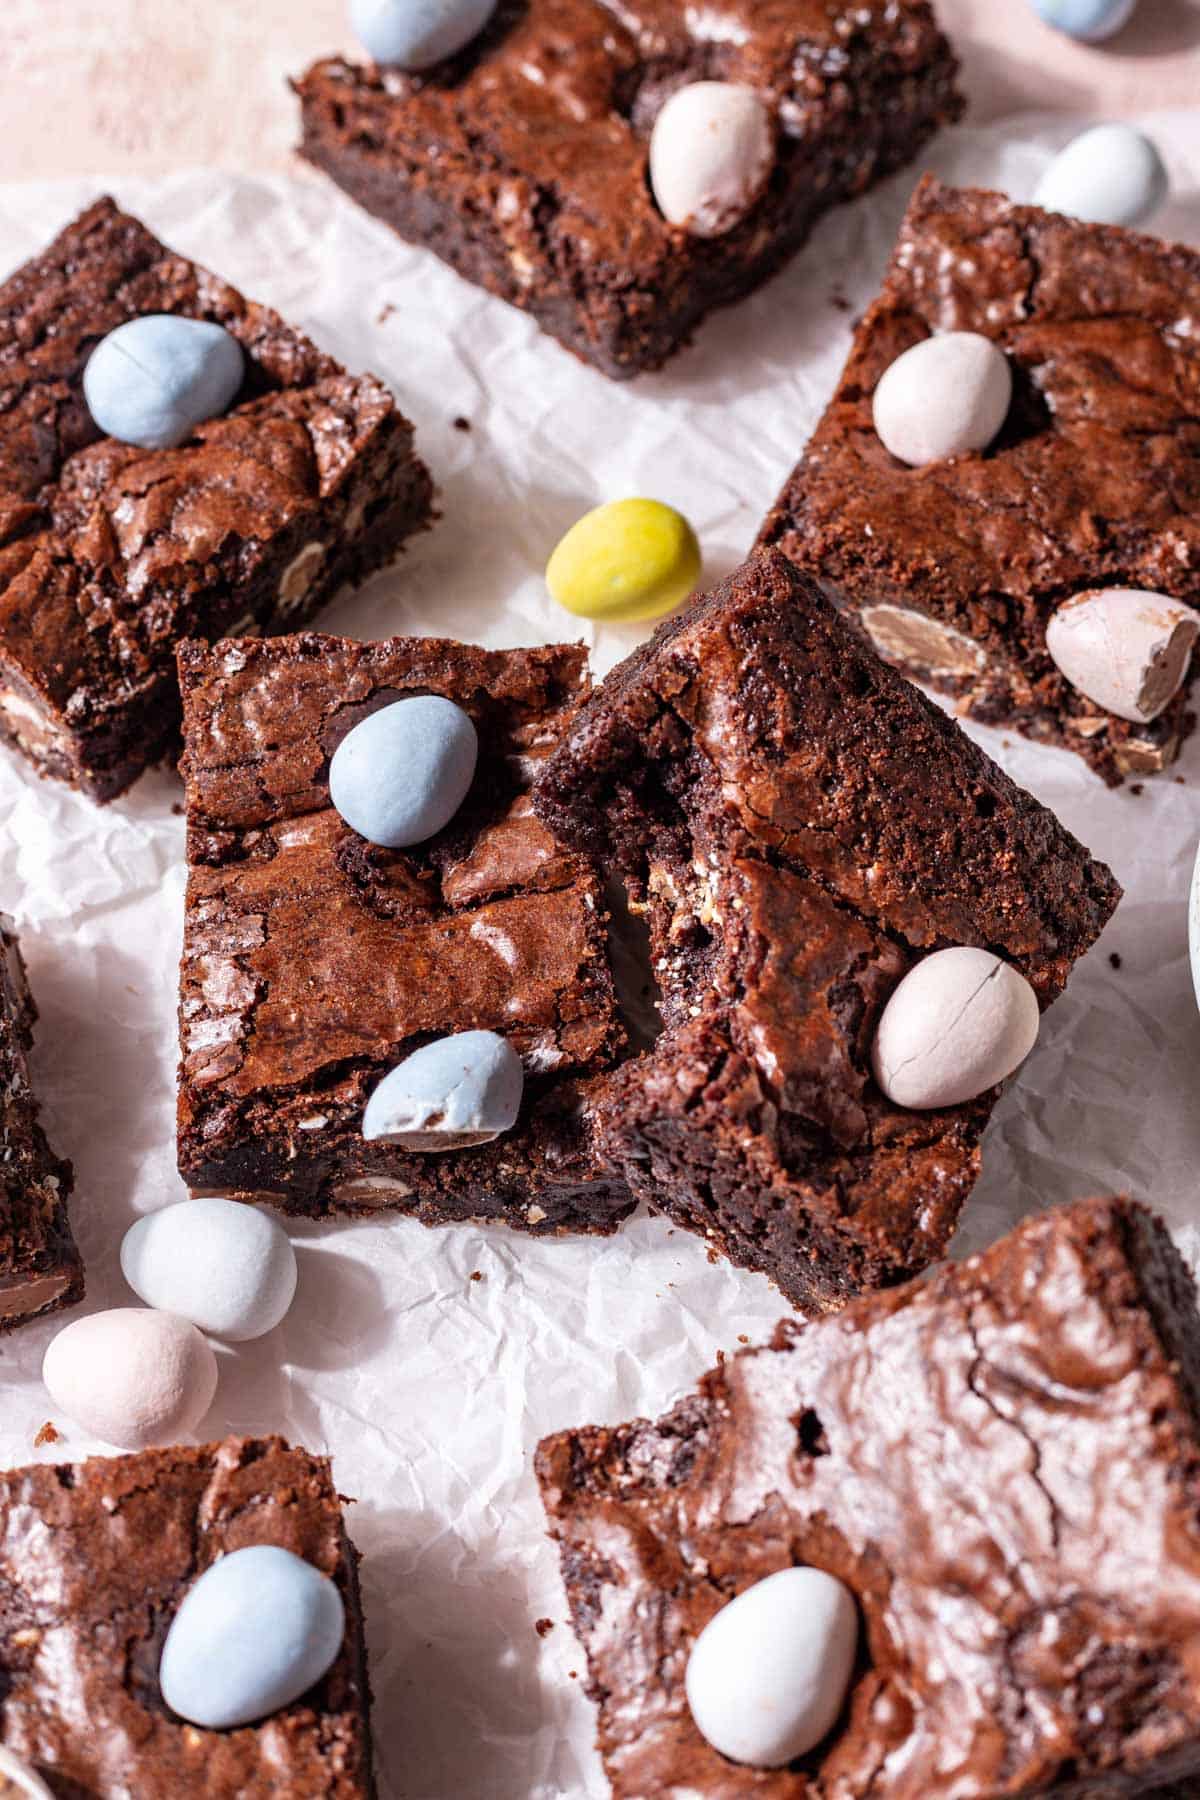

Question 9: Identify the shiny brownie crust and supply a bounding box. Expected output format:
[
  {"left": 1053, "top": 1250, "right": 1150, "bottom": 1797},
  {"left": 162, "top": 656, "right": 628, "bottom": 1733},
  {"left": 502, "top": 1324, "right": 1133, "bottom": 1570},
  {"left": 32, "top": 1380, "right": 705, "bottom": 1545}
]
[
  {"left": 0, "top": 916, "right": 80, "bottom": 1334},
  {"left": 537, "top": 1198, "right": 1200, "bottom": 1797},
  {"left": 759, "top": 176, "right": 1200, "bottom": 785},
  {"left": 0, "top": 197, "right": 433, "bottom": 803},
  {"left": 0, "top": 1436, "right": 373, "bottom": 1797},
  {"left": 294, "top": 0, "right": 963, "bottom": 380},
  {"left": 533, "top": 551, "right": 1120, "bottom": 1312},
  {"left": 176, "top": 631, "right": 631, "bottom": 1231}
]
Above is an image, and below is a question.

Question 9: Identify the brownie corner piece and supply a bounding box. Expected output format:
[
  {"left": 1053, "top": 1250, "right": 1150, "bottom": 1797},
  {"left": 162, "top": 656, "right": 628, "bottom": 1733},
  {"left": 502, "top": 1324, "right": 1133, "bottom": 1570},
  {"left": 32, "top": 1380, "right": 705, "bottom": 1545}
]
[
  {"left": 0, "top": 915, "right": 80, "bottom": 1332},
  {"left": 536, "top": 1196, "right": 1200, "bottom": 1796},
  {"left": 759, "top": 173, "right": 1200, "bottom": 784},
  {"left": 176, "top": 630, "right": 630, "bottom": 1234},
  {"left": 0, "top": 1434, "right": 373, "bottom": 1796},
  {"left": 294, "top": 2, "right": 962, "bottom": 379},
  {"left": 0, "top": 195, "right": 433, "bottom": 804},
  {"left": 533, "top": 549, "right": 1120, "bottom": 1312}
]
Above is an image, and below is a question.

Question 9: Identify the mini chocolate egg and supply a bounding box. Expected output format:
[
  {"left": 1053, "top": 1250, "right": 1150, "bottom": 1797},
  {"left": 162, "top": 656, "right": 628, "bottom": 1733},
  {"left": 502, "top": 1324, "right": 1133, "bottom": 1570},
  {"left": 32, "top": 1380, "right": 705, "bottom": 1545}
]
[
  {"left": 685, "top": 1567, "right": 859, "bottom": 1767},
  {"left": 121, "top": 1199, "right": 298, "bottom": 1342},
  {"left": 1045, "top": 589, "right": 1198, "bottom": 723},
  {"left": 872, "top": 947, "right": 1040, "bottom": 1111},
  {"left": 329, "top": 695, "right": 478, "bottom": 849},
  {"left": 872, "top": 333, "right": 1013, "bottom": 467},
  {"left": 159, "top": 1544, "right": 346, "bottom": 1730},
  {"left": 649, "top": 82, "right": 774, "bottom": 239},
  {"left": 362, "top": 1029, "right": 523, "bottom": 1150},
  {"left": 1029, "top": 0, "right": 1138, "bottom": 41},
  {"left": 349, "top": 0, "right": 497, "bottom": 69},
  {"left": 83, "top": 315, "right": 244, "bottom": 451},
  {"left": 546, "top": 498, "right": 701, "bottom": 624},
  {"left": 1034, "top": 124, "right": 1167, "bottom": 228},
  {"left": 42, "top": 1309, "right": 218, "bottom": 1451},
  {"left": 0, "top": 1746, "right": 54, "bottom": 1799}
]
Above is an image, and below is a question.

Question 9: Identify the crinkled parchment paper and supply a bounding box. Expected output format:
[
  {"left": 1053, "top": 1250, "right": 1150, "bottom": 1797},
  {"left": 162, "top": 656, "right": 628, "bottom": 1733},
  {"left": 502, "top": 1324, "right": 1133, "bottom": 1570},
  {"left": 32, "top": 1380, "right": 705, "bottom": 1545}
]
[{"left": 1, "top": 111, "right": 1199, "bottom": 1799}]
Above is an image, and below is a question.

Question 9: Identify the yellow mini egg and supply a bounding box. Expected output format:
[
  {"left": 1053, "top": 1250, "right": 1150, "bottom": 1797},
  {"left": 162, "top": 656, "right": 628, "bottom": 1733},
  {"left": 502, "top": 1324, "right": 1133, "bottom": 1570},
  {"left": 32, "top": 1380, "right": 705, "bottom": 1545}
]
[{"left": 546, "top": 499, "right": 701, "bottom": 624}]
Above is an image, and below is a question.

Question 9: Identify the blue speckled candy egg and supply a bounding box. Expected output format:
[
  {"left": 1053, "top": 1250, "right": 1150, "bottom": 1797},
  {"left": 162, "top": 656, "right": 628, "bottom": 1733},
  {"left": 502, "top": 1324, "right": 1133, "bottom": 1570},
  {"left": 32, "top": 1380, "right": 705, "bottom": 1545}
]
[
  {"left": 159, "top": 1545, "right": 346, "bottom": 1730},
  {"left": 83, "top": 315, "right": 244, "bottom": 451},
  {"left": 1029, "top": 0, "right": 1138, "bottom": 42},
  {"left": 349, "top": 0, "right": 498, "bottom": 70},
  {"left": 329, "top": 695, "right": 478, "bottom": 849},
  {"left": 1034, "top": 124, "right": 1168, "bottom": 228},
  {"left": 362, "top": 1030, "right": 524, "bottom": 1150}
]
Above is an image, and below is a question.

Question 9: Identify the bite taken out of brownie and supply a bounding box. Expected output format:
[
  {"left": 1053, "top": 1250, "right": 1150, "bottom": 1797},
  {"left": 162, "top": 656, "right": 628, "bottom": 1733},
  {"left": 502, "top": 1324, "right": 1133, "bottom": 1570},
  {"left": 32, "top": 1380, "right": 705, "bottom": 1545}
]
[
  {"left": 0, "top": 197, "right": 433, "bottom": 804},
  {"left": 536, "top": 1197, "right": 1200, "bottom": 1797},
  {"left": 176, "top": 630, "right": 632, "bottom": 1234},
  {"left": 533, "top": 550, "right": 1121, "bottom": 1314},
  {"left": 759, "top": 175, "right": 1200, "bottom": 785},
  {"left": 294, "top": 0, "right": 963, "bottom": 381}
]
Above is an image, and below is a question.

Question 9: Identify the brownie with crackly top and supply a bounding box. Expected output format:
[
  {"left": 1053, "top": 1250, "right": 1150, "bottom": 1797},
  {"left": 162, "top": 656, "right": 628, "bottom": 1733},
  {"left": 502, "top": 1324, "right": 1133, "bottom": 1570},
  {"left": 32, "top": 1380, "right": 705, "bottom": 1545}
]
[
  {"left": 176, "top": 630, "right": 631, "bottom": 1232},
  {"left": 0, "top": 197, "right": 432, "bottom": 803},
  {"left": 759, "top": 176, "right": 1200, "bottom": 784},
  {"left": 293, "top": 0, "right": 962, "bottom": 380},
  {"left": 0, "top": 1436, "right": 372, "bottom": 1797},
  {"left": 537, "top": 1198, "right": 1200, "bottom": 1796},
  {"left": 533, "top": 550, "right": 1120, "bottom": 1312},
  {"left": 0, "top": 915, "right": 80, "bottom": 1334}
]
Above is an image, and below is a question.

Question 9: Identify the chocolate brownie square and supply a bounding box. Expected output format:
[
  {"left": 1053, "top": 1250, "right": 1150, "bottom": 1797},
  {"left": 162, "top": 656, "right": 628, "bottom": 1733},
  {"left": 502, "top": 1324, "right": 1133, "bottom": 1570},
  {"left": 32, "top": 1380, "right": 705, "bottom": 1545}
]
[
  {"left": 0, "top": 197, "right": 433, "bottom": 803},
  {"left": 0, "top": 1435, "right": 372, "bottom": 1796},
  {"left": 534, "top": 550, "right": 1120, "bottom": 1311},
  {"left": 294, "top": 1, "right": 962, "bottom": 380},
  {"left": 0, "top": 916, "right": 80, "bottom": 1333},
  {"left": 537, "top": 1197, "right": 1200, "bottom": 1796},
  {"left": 759, "top": 175, "right": 1200, "bottom": 784},
  {"left": 176, "top": 630, "right": 631, "bottom": 1232}
]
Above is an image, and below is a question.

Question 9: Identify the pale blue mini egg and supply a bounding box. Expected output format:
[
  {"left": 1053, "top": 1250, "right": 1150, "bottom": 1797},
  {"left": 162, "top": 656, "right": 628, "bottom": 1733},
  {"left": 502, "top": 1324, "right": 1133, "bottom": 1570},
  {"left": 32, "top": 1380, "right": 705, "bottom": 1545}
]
[
  {"left": 349, "top": 0, "right": 498, "bottom": 70},
  {"left": 1029, "top": 0, "right": 1138, "bottom": 41},
  {"left": 329, "top": 695, "right": 478, "bottom": 848},
  {"left": 159, "top": 1545, "right": 346, "bottom": 1731},
  {"left": 363, "top": 1030, "right": 524, "bottom": 1150},
  {"left": 83, "top": 314, "right": 244, "bottom": 451},
  {"left": 1034, "top": 124, "right": 1168, "bottom": 228}
]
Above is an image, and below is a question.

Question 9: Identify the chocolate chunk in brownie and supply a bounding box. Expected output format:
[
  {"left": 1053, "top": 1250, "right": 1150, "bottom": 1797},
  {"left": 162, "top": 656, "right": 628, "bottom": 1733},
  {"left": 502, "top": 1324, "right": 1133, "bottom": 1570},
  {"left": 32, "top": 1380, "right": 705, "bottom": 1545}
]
[
  {"left": 533, "top": 550, "right": 1121, "bottom": 1311},
  {"left": 537, "top": 1197, "right": 1200, "bottom": 1796},
  {"left": 176, "top": 630, "right": 631, "bottom": 1231},
  {"left": 759, "top": 176, "right": 1200, "bottom": 785},
  {"left": 294, "top": 1, "right": 962, "bottom": 380},
  {"left": 0, "top": 197, "right": 433, "bottom": 803},
  {"left": 0, "top": 916, "right": 80, "bottom": 1333},
  {"left": 0, "top": 1436, "right": 371, "bottom": 1797}
]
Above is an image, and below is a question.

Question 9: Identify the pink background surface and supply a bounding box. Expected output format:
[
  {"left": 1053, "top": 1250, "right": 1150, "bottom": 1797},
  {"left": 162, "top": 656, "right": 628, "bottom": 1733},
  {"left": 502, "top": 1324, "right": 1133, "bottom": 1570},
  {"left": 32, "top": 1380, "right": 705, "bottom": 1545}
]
[{"left": 3, "top": 0, "right": 1200, "bottom": 180}]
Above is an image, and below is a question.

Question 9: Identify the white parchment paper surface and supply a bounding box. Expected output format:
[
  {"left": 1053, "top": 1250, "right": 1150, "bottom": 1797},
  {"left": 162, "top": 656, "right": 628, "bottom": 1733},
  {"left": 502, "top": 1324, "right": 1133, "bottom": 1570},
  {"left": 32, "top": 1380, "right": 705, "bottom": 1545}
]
[{"left": 0, "top": 112, "right": 1199, "bottom": 1800}]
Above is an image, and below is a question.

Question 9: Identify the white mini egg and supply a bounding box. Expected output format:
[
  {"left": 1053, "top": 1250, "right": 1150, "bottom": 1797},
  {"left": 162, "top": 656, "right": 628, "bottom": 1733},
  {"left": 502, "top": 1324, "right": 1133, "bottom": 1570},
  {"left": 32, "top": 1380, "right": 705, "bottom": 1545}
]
[
  {"left": 872, "top": 947, "right": 1040, "bottom": 1111},
  {"left": 872, "top": 333, "right": 1012, "bottom": 467},
  {"left": 1034, "top": 124, "right": 1168, "bottom": 228},
  {"left": 0, "top": 1746, "right": 54, "bottom": 1799},
  {"left": 685, "top": 1567, "right": 859, "bottom": 1767},
  {"left": 121, "top": 1198, "right": 298, "bottom": 1342},
  {"left": 42, "top": 1309, "right": 218, "bottom": 1450},
  {"left": 1045, "top": 589, "right": 1198, "bottom": 723},
  {"left": 159, "top": 1544, "right": 346, "bottom": 1730},
  {"left": 649, "top": 82, "right": 774, "bottom": 239}
]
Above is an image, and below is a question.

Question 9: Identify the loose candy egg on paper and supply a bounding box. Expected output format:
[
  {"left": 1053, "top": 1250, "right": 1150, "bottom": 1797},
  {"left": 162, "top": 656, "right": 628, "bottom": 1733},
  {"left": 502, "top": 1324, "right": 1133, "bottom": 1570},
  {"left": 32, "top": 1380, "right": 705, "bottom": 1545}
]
[
  {"left": 546, "top": 498, "right": 701, "bottom": 624},
  {"left": 350, "top": 0, "right": 497, "bottom": 69},
  {"left": 83, "top": 315, "right": 244, "bottom": 451},
  {"left": 121, "top": 1198, "right": 298, "bottom": 1342},
  {"left": 649, "top": 81, "right": 774, "bottom": 238},
  {"left": 1045, "top": 589, "right": 1199, "bottom": 723},
  {"left": 42, "top": 1309, "right": 218, "bottom": 1451},
  {"left": 1029, "top": 0, "right": 1139, "bottom": 42},
  {"left": 159, "top": 1545, "right": 346, "bottom": 1730},
  {"left": 329, "top": 695, "right": 479, "bottom": 849},
  {"left": 872, "top": 947, "right": 1041, "bottom": 1111},
  {"left": 872, "top": 333, "right": 1013, "bottom": 468},
  {"left": 363, "top": 1030, "right": 524, "bottom": 1150},
  {"left": 1034, "top": 124, "right": 1168, "bottom": 228}
]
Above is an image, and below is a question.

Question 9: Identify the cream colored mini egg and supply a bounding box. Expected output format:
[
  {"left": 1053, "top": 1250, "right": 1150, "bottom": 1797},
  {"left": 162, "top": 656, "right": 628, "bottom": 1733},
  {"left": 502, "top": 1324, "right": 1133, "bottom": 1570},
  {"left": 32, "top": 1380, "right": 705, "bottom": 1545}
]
[
  {"left": 649, "top": 82, "right": 774, "bottom": 238},
  {"left": 872, "top": 947, "right": 1040, "bottom": 1110},
  {"left": 42, "top": 1308, "right": 218, "bottom": 1450},
  {"left": 1045, "top": 588, "right": 1198, "bottom": 723},
  {"left": 872, "top": 333, "right": 1013, "bottom": 467}
]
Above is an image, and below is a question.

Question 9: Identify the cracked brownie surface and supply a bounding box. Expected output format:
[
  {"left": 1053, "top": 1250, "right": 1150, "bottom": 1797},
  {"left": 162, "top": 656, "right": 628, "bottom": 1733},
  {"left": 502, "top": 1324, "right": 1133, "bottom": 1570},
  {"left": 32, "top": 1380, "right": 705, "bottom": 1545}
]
[
  {"left": 0, "top": 1435, "right": 372, "bottom": 1797},
  {"left": 0, "top": 198, "right": 433, "bottom": 802},
  {"left": 294, "top": 0, "right": 962, "bottom": 379},
  {"left": 176, "top": 630, "right": 631, "bottom": 1230},
  {"left": 0, "top": 915, "right": 80, "bottom": 1334},
  {"left": 759, "top": 177, "right": 1200, "bottom": 784},
  {"left": 533, "top": 550, "right": 1120, "bottom": 1311},
  {"left": 537, "top": 1198, "right": 1200, "bottom": 1797}
]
